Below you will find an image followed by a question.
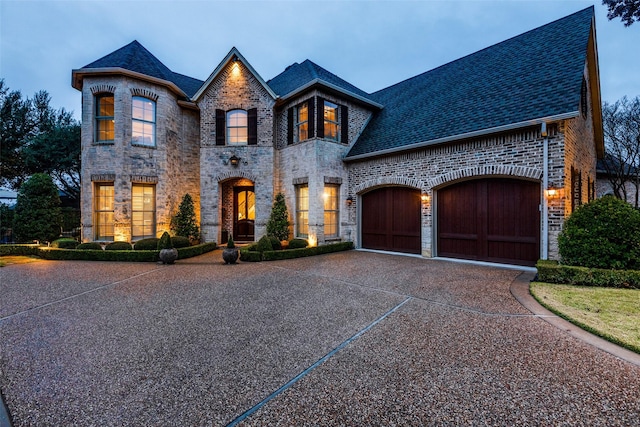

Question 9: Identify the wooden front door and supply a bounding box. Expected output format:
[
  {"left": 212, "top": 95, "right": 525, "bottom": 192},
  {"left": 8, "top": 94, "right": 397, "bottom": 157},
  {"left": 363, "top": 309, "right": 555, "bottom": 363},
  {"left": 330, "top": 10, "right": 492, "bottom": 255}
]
[
  {"left": 437, "top": 178, "right": 540, "bottom": 266},
  {"left": 361, "top": 187, "right": 421, "bottom": 254},
  {"left": 234, "top": 187, "right": 255, "bottom": 241}
]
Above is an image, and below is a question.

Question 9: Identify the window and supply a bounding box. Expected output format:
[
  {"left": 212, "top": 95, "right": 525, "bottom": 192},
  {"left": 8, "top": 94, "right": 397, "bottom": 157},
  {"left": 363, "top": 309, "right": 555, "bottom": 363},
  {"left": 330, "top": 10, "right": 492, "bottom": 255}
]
[
  {"left": 132, "top": 97, "right": 156, "bottom": 146},
  {"left": 132, "top": 184, "right": 156, "bottom": 240},
  {"left": 323, "top": 184, "right": 339, "bottom": 238},
  {"left": 296, "top": 185, "right": 309, "bottom": 238},
  {"left": 227, "top": 109, "right": 248, "bottom": 145},
  {"left": 95, "top": 94, "right": 114, "bottom": 142},
  {"left": 323, "top": 100, "right": 340, "bottom": 141},
  {"left": 95, "top": 183, "right": 114, "bottom": 241},
  {"left": 295, "top": 102, "right": 309, "bottom": 142}
]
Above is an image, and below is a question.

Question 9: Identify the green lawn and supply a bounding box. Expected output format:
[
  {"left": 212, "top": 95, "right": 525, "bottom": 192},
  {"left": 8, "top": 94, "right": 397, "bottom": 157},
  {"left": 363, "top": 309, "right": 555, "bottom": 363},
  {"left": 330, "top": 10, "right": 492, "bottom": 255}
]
[
  {"left": 530, "top": 282, "right": 640, "bottom": 354},
  {"left": 0, "top": 255, "right": 43, "bottom": 267}
]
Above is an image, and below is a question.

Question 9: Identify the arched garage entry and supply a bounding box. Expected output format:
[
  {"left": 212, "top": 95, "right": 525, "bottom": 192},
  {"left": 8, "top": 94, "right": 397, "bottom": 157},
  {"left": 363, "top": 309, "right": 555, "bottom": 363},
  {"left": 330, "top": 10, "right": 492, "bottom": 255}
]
[
  {"left": 361, "top": 187, "right": 421, "bottom": 254},
  {"left": 437, "top": 178, "right": 540, "bottom": 266}
]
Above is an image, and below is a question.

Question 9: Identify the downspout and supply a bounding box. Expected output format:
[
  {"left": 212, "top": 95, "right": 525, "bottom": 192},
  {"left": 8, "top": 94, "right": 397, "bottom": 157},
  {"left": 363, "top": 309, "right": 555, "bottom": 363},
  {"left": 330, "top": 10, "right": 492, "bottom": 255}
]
[{"left": 541, "top": 122, "right": 549, "bottom": 260}]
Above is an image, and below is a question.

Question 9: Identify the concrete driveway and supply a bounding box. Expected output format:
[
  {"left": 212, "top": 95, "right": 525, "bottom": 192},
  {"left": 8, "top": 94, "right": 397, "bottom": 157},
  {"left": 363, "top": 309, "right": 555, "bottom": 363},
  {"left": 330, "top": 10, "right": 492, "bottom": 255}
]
[{"left": 1, "top": 250, "right": 639, "bottom": 426}]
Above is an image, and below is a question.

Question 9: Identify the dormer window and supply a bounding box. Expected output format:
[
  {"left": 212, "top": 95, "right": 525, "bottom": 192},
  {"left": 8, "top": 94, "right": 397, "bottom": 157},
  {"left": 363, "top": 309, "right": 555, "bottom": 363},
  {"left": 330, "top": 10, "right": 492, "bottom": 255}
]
[
  {"left": 95, "top": 94, "right": 114, "bottom": 142},
  {"left": 132, "top": 96, "right": 156, "bottom": 146}
]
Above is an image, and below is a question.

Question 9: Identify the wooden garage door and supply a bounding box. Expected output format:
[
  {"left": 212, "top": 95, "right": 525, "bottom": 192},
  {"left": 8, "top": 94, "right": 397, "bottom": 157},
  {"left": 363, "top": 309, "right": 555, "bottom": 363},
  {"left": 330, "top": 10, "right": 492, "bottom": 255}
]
[
  {"left": 437, "top": 178, "right": 540, "bottom": 266},
  {"left": 361, "top": 187, "right": 421, "bottom": 254}
]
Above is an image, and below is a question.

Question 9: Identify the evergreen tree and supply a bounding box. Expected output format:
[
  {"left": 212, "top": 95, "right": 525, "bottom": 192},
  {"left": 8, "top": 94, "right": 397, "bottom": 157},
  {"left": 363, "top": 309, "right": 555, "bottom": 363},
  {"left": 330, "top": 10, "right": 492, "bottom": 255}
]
[
  {"left": 266, "top": 192, "right": 290, "bottom": 241},
  {"left": 171, "top": 193, "right": 199, "bottom": 241},
  {"left": 12, "top": 173, "right": 62, "bottom": 243}
]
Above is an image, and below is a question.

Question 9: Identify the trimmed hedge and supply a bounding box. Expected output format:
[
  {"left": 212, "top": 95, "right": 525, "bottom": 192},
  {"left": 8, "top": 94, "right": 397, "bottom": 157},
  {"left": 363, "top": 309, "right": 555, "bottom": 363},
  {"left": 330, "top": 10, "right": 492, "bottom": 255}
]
[
  {"left": 105, "top": 241, "right": 133, "bottom": 251},
  {"left": 134, "top": 238, "right": 159, "bottom": 251},
  {"left": 536, "top": 260, "right": 640, "bottom": 289},
  {"left": 1, "top": 242, "right": 217, "bottom": 262},
  {"left": 51, "top": 238, "right": 79, "bottom": 249},
  {"left": 0, "top": 245, "right": 40, "bottom": 256},
  {"left": 76, "top": 242, "right": 103, "bottom": 250},
  {"left": 288, "top": 238, "right": 309, "bottom": 249},
  {"left": 241, "top": 241, "right": 354, "bottom": 262},
  {"left": 171, "top": 236, "right": 191, "bottom": 249}
]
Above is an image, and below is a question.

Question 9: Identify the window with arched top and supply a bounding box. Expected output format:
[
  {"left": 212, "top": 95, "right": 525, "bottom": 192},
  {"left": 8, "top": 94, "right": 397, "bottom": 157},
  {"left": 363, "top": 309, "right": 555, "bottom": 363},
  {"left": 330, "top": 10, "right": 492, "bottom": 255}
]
[
  {"left": 227, "top": 109, "right": 248, "bottom": 145},
  {"left": 132, "top": 96, "right": 156, "bottom": 146}
]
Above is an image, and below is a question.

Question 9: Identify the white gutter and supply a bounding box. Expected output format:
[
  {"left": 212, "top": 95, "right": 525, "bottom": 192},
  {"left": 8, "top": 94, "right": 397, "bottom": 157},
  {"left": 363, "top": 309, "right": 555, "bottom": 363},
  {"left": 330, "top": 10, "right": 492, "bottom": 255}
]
[{"left": 344, "top": 111, "right": 578, "bottom": 162}]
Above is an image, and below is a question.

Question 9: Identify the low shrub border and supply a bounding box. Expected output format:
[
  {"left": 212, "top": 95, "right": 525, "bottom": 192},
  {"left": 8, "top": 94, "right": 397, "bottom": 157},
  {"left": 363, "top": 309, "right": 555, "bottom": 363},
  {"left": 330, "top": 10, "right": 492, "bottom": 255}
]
[
  {"left": 0, "top": 242, "right": 217, "bottom": 262},
  {"left": 536, "top": 260, "right": 640, "bottom": 289},
  {"left": 240, "top": 241, "right": 354, "bottom": 262}
]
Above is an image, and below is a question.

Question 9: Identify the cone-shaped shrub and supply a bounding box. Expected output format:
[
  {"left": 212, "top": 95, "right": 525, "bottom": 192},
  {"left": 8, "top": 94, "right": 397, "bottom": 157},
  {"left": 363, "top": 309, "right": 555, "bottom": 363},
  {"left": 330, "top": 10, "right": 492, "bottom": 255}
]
[{"left": 158, "top": 231, "right": 173, "bottom": 250}]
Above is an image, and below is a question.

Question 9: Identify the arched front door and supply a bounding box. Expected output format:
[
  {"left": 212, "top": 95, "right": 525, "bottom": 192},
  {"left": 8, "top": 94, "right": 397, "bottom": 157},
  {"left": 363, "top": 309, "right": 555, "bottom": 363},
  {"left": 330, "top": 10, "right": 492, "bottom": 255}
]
[{"left": 234, "top": 186, "right": 255, "bottom": 241}]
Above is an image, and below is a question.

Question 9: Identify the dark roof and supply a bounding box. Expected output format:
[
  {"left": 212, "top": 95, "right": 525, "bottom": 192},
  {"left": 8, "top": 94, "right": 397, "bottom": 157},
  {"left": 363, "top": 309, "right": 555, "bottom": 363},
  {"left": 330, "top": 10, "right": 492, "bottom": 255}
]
[
  {"left": 267, "top": 59, "right": 376, "bottom": 103},
  {"left": 597, "top": 156, "right": 638, "bottom": 175},
  {"left": 81, "top": 40, "right": 204, "bottom": 98},
  {"left": 346, "top": 7, "right": 595, "bottom": 159}
]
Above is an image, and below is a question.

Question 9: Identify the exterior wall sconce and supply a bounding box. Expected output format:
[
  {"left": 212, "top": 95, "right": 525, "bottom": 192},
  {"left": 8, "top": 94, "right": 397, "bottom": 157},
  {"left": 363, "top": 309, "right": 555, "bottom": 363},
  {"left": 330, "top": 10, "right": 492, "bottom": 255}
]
[
  {"left": 229, "top": 155, "right": 240, "bottom": 167},
  {"left": 421, "top": 193, "right": 430, "bottom": 203},
  {"left": 545, "top": 183, "right": 562, "bottom": 199},
  {"left": 346, "top": 196, "right": 354, "bottom": 206}
]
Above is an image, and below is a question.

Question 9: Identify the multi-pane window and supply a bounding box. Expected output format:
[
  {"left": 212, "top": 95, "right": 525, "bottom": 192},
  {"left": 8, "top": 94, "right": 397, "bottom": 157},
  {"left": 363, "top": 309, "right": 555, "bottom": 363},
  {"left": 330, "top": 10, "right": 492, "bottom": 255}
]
[
  {"left": 95, "top": 94, "right": 114, "bottom": 142},
  {"left": 227, "top": 109, "right": 248, "bottom": 145},
  {"left": 132, "top": 97, "right": 156, "bottom": 146},
  {"left": 323, "top": 184, "right": 339, "bottom": 238},
  {"left": 295, "top": 102, "right": 309, "bottom": 142},
  {"left": 296, "top": 185, "right": 309, "bottom": 238},
  {"left": 323, "top": 100, "right": 340, "bottom": 141},
  {"left": 95, "top": 183, "right": 114, "bottom": 241},
  {"left": 132, "top": 184, "right": 155, "bottom": 240}
]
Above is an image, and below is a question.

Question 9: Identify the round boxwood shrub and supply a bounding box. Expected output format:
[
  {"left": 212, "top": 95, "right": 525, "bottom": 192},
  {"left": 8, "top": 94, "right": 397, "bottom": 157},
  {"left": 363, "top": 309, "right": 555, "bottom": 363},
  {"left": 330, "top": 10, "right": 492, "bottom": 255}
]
[
  {"left": 256, "top": 235, "right": 274, "bottom": 252},
  {"left": 105, "top": 241, "right": 133, "bottom": 251},
  {"left": 51, "top": 238, "right": 79, "bottom": 249},
  {"left": 76, "top": 242, "right": 103, "bottom": 250},
  {"left": 268, "top": 235, "right": 282, "bottom": 251},
  {"left": 559, "top": 196, "right": 640, "bottom": 270},
  {"left": 171, "top": 235, "right": 191, "bottom": 248},
  {"left": 134, "top": 238, "right": 160, "bottom": 251},
  {"left": 288, "top": 238, "right": 309, "bottom": 249}
]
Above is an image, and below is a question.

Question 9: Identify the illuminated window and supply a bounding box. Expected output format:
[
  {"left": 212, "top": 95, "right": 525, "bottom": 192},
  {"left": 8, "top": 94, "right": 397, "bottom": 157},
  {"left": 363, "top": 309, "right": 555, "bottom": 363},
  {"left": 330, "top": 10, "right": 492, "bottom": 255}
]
[
  {"left": 323, "top": 100, "right": 340, "bottom": 142},
  {"left": 95, "top": 94, "right": 114, "bottom": 142},
  {"left": 132, "top": 97, "right": 156, "bottom": 146},
  {"left": 295, "top": 102, "right": 309, "bottom": 142},
  {"left": 323, "top": 184, "right": 339, "bottom": 238},
  {"left": 296, "top": 185, "right": 309, "bottom": 238},
  {"left": 94, "top": 183, "right": 114, "bottom": 241},
  {"left": 227, "top": 109, "right": 248, "bottom": 145},
  {"left": 132, "top": 184, "right": 156, "bottom": 240}
]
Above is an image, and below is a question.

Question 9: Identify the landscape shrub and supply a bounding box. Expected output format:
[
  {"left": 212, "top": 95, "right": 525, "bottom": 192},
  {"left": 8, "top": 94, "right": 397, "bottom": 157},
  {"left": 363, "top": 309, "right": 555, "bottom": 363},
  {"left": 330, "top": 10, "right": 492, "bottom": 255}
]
[
  {"left": 239, "top": 246, "right": 263, "bottom": 262},
  {"left": 134, "top": 238, "right": 159, "bottom": 250},
  {"left": 288, "top": 238, "right": 308, "bottom": 249},
  {"left": 268, "top": 235, "right": 282, "bottom": 250},
  {"left": 558, "top": 196, "right": 640, "bottom": 270},
  {"left": 105, "top": 241, "right": 132, "bottom": 251},
  {"left": 171, "top": 194, "right": 200, "bottom": 242},
  {"left": 0, "top": 245, "right": 40, "bottom": 256},
  {"left": 51, "top": 238, "right": 79, "bottom": 249},
  {"left": 171, "top": 236, "right": 191, "bottom": 248},
  {"left": 536, "top": 260, "right": 640, "bottom": 289},
  {"left": 12, "top": 173, "right": 62, "bottom": 243},
  {"left": 176, "top": 242, "right": 217, "bottom": 259},
  {"left": 262, "top": 241, "right": 354, "bottom": 261},
  {"left": 256, "top": 235, "right": 273, "bottom": 252},
  {"left": 76, "top": 242, "right": 103, "bottom": 250},
  {"left": 266, "top": 193, "right": 290, "bottom": 241},
  {"left": 158, "top": 231, "right": 173, "bottom": 250}
]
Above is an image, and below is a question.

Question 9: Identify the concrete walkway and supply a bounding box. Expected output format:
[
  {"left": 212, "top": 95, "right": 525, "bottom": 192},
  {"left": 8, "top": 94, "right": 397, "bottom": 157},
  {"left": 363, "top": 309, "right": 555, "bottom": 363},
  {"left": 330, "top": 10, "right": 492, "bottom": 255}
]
[{"left": 1, "top": 250, "right": 638, "bottom": 426}]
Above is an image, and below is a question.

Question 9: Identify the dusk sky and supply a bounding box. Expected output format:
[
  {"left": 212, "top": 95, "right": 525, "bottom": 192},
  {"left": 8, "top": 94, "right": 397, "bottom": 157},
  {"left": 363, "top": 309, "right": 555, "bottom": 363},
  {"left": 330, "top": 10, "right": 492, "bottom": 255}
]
[{"left": 1, "top": 0, "right": 639, "bottom": 122}]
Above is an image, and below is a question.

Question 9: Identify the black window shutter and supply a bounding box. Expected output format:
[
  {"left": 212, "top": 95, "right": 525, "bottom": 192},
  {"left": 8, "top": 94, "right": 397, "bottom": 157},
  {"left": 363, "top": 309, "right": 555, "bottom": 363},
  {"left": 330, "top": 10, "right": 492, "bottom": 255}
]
[
  {"left": 287, "top": 107, "right": 294, "bottom": 145},
  {"left": 248, "top": 108, "right": 258, "bottom": 145},
  {"left": 316, "top": 97, "right": 324, "bottom": 139},
  {"left": 307, "top": 99, "right": 315, "bottom": 139},
  {"left": 215, "top": 109, "right": 225, "bottom": 145},
  {"left": 340, "top": 105, "right": 348, "bottom": 144}
]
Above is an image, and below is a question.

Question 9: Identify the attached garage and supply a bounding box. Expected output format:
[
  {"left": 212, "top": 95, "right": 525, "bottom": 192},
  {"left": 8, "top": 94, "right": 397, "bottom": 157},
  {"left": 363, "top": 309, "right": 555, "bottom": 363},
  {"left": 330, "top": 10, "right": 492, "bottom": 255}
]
[
  {"left": 437, "top": 178, "right": 540, "bottom": 266},
  {"left": 361, "top": 187, "right": 421, "bottom": 254}
]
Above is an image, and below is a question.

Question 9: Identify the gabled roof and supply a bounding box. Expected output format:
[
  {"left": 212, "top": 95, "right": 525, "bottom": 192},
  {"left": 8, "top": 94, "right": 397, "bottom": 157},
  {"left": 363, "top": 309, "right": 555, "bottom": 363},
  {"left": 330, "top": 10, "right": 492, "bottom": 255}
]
[
  {"left": 267, "top": 59, "right": 382, "bottom": 108},
  {"left": 192, "top": 47, "right": 277, "bottom": 102},
  {"left": 72, "top": 40, "right": 204, "bottom": 98},
  {"left": 346, "top": 7, "right": 598, "bottom": 160}
]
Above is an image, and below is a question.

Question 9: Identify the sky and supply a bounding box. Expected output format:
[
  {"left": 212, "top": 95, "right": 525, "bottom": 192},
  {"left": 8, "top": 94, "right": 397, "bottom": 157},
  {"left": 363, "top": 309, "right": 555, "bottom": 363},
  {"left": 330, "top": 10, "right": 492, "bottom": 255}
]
[{"left": 1, "top": 0, "right": 639, "bottom": 122}]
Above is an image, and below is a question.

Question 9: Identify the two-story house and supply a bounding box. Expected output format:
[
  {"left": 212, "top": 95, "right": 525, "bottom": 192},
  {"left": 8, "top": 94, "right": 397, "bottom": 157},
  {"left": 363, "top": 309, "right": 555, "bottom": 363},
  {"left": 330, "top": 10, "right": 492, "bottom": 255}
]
[{"left": 71, "top": 6, "right": 602, "bottom": 267}]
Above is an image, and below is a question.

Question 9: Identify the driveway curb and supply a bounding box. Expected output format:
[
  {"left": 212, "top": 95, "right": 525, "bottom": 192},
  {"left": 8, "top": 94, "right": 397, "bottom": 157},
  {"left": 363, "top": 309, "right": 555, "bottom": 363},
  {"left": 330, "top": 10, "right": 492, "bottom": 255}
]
[{"left": 510, "top": 271, "right": 640, "bottom": 367}]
